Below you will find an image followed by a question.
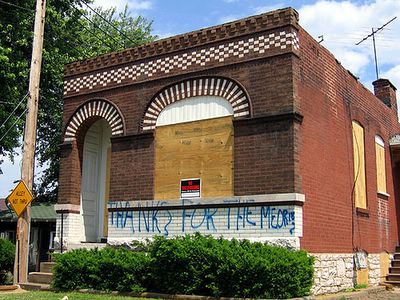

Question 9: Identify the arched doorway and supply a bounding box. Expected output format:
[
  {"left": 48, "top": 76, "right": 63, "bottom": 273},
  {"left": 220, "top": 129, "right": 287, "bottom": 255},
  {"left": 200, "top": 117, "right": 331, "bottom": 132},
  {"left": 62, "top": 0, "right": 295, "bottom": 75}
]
[{"left": 81, "top": 119, "right": 111, "bottom": 242}]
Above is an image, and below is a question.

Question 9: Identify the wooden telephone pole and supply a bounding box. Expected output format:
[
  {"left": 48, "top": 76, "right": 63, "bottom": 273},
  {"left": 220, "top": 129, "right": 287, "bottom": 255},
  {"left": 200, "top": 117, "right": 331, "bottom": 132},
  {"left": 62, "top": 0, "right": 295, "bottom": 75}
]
[{"left": 14, "top": 0, "right": 46, "bottom": 284}]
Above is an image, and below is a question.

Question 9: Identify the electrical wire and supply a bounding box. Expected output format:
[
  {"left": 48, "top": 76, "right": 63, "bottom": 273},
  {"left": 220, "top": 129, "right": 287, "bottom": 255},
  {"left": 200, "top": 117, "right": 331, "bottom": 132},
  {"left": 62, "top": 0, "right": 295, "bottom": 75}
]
[
  {"left": 72, "top": 4, "right": 123, "bottom": 48},
  {"left": 0, "top": 108, "right": 28, "bottom": 142},
  {"left": 0, "top": 92, "right": 29, "bottom": 130},
  {"left": 79, "top": 0, "right": 135, "bottom": 45},
  {"left": 80, "top": 21, "right": 116, "bottom": 50},
  {"left": 0, "top": 0, "right": 34, "bottom": 12}
]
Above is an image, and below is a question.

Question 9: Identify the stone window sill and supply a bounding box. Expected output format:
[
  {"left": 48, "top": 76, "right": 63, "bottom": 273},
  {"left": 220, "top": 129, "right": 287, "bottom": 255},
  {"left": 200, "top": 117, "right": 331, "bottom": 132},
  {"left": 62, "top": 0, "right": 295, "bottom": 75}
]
[
  {"left": 356, "top": 207, "right": 369, "bottom": 217},
  {"left": 377, "top": 191, "right": 390, "bottom": 198}
]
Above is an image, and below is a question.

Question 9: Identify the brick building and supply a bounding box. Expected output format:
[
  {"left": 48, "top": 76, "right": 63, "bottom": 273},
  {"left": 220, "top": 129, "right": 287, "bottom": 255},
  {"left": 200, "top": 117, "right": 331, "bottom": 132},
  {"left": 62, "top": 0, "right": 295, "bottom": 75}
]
[{"left": 56, "top": 7, "right": 400, "bottom": 294}]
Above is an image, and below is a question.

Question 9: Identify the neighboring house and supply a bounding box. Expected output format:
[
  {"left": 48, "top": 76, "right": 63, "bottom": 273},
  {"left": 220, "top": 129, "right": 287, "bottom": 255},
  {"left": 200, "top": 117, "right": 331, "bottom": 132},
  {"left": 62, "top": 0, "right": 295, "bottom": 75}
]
[
  {"left": 56, "top": 7, "right": 399, "bottom": 294},
  {"left": 0, "top": 199, "right": 56, "bottom": 272}
]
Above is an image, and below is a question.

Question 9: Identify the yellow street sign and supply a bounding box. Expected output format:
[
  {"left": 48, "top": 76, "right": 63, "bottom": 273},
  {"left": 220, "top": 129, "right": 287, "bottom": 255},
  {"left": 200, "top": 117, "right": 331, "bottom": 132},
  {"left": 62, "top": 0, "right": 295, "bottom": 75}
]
[{"left": 7, "top": 180, "right": 34, "bottom": 217}]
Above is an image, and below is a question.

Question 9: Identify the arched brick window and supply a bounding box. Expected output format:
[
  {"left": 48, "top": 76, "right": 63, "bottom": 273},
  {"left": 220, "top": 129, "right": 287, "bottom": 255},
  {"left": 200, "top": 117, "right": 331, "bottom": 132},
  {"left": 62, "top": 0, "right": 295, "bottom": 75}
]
[
  {"left": 64, "top": 99, "right": 125, "bottom": 142},
  {"left": 142, "top": 77, "right": 251, "bottom": 131}
]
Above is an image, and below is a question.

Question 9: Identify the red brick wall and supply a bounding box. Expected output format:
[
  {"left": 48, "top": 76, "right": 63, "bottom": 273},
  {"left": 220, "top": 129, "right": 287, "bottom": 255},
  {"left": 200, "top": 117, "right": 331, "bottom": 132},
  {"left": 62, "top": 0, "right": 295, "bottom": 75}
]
[
  {"left": 58, "top": 141, "right": 81, "bottom": 205},
  {"left": 234, "top": 114, "right": 301, "bottom": 196},
  {"left": 296, "top": 28, "right": 400, "bottom": 253},
  {"left": 60, "top": 55, "right": 301, "bottom": 202}
]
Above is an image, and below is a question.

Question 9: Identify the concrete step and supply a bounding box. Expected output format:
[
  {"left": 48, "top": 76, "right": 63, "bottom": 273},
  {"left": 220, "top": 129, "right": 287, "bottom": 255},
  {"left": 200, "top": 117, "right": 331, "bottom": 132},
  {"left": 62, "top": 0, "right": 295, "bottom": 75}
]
[
  {"left": 393, "top": 253, "right": 400, "bottom": 260},
  {"left": 27, "top": 272, "right": 53, "bottom": 284},
  {"left": 20, "top": 282, "right": 51, "bottom": 291},
  {"left": 391, "top": 259, "right": 400, "bottom": 267},
  {"left": 387, "top": 273, "right": 400, "bottom": 281},
  {"left": 40, "top": 262, "right": 56, "bottom": 273},
  {"left": 389, "top": 267, "right": 400, "bottom": 274}
]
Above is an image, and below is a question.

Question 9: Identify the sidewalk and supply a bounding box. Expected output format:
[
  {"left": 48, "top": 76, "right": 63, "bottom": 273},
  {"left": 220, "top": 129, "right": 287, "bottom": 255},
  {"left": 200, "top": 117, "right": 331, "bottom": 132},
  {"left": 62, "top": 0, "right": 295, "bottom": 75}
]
[{"left": 311, "top": 286, "right": 400, "bottom": 300}]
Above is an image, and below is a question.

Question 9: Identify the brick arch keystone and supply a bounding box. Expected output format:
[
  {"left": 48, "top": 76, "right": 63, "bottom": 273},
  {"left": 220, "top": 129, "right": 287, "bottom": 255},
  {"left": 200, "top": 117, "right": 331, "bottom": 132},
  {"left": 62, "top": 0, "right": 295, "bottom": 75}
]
[
  {"left": 142, "top": 77, "right": 251, "bottom": 131},
  {"left": 63, "top": 99, "right": 125, "bottom": 142}
]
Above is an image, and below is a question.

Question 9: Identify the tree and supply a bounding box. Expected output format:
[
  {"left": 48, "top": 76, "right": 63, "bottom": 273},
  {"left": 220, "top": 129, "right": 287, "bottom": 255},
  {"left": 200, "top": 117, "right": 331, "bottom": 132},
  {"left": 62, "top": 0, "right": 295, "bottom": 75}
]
[{"left": 0, "top": 0, "right": 156, "bottom": 201}]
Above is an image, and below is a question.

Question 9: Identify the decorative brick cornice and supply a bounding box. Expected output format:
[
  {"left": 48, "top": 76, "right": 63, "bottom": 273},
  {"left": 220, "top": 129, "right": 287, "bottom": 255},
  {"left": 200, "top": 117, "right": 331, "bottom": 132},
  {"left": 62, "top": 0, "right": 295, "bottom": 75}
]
[
  {"left": 142, "top": 77, "right": 251, "bottom": 131},
  {"left": 64, "top": 28, "right": 299, "bottom": 97},
  {"left": 65, "top": 8, "right": 299, "bottom": 78}
]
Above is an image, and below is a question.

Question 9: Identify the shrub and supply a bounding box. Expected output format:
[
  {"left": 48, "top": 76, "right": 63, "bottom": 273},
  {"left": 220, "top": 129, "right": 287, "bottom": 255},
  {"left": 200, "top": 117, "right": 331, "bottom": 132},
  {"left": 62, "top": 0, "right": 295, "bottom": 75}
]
[
  {"left": 147, "top": 234, "right": 314, "bottom": 299},
  {"left": 0, "top": 238, "right": 15, "bottom": 284},
  {"left": 52, "top": 247, "right": 149, "bottom": 292},
  {"left": 52, "top": 235, "right": 314, "bottom": 298}
]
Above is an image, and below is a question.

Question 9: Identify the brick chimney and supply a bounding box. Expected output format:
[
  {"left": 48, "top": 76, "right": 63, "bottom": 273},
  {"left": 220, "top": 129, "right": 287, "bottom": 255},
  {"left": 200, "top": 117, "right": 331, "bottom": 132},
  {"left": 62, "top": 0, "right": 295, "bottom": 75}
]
[{"left": 373, "top": 78, "right": 397, "bottom": 111}]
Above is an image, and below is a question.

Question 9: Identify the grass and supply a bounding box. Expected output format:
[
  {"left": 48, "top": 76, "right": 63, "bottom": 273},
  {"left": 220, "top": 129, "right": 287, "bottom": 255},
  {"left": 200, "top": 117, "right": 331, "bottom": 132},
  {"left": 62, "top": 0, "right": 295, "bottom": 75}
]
[{"left": 0, "top": 291, "right": 154, "bottom": 300}]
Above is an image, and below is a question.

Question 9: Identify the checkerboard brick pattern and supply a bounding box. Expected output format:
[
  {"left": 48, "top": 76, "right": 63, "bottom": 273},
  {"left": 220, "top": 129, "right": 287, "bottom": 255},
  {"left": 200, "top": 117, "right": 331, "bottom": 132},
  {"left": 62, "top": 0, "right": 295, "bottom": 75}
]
[{"left": 64, "top": 30, "right": 299, "bottom": 96}]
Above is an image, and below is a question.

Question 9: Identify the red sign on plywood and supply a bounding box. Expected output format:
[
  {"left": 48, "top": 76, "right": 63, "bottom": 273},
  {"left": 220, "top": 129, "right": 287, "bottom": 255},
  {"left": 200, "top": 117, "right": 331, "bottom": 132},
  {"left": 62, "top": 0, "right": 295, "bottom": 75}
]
[{"left": 181, "top": 178, "right": 201, "bottom": 198}]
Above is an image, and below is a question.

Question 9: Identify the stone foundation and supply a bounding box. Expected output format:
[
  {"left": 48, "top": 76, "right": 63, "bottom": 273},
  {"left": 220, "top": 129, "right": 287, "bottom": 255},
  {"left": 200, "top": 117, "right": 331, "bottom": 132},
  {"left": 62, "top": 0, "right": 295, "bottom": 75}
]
[{"left": 311, "top": 253, "right": 383, "bottom": 295}]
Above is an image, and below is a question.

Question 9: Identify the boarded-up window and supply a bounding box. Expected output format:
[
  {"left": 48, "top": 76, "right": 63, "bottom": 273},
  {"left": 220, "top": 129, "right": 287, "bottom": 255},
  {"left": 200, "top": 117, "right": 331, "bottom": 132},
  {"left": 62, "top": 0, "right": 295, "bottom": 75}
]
[
  {"left": 352, "top": 121, "right": 366, "bottom": 209},
  {"left": 155, "top": 116, "right": 233, "bottom": 200},
  {"left": 375, "top": 136, "right": 386, "bottom": 193}
]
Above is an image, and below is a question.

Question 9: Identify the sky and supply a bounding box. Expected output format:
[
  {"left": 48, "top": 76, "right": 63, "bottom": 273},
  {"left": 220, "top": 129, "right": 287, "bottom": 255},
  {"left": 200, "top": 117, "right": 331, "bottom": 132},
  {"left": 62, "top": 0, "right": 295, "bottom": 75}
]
[{"left": 0, "top": 0, "right": 399, "bottom": 198}]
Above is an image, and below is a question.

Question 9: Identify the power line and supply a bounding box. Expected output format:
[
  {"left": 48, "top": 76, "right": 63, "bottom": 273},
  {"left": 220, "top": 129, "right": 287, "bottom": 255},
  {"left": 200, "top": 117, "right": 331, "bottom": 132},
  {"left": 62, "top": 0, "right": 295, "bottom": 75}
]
[
  {"left": 44, "top": 12, "right": 108, "bottom": 57},
  {"left": 80, "top": 21, "right": 116, "bottom": 50},
  {"left": 0, "top": 0, "right": 35, "bottom": 12},
  {"left": 71, "top": 4, "right": 123, "bottom": 48},
  {"left": 355, "top": 16, "right": 397, "bottom": 79},
  {"left": 79, "top": 0, "right": 135, "bottom": 46},
  {"left": 0, "top": 92, "right": 29, "bottom": 130},
  {"left": 0, "top": 108, "right": 28, "bottom": 142}
]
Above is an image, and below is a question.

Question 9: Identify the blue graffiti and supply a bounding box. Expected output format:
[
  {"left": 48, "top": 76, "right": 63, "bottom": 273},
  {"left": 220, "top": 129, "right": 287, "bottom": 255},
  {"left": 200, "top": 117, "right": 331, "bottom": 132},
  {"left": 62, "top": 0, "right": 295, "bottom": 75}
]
[
  {"left": 260, "top": 206, "right": 296, "bottom": 234},
  {"left": 108, "top": 200, "right": 296, "bottom": 237}
]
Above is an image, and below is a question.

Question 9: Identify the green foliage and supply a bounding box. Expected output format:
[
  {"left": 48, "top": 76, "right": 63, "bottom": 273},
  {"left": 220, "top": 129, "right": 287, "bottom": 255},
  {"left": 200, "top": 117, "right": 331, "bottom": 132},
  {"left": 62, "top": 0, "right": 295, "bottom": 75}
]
[
  {"left": 52, "top": 247, "right": 149, "bottom": 292},
  {"left": 147, "top": 234, "right": 314, "bottom": 299},
  {"left": 0, "top": 1, "right": 156, "bottom": 201},
  {"left": 0, "top": 238, "right": 15, "bottom": 284},
  {"left": 354, "top": 283, "right": 368, "bottom": 289},
  {"left": 52, "top": 235, "right": 314, "bottom": 299}
]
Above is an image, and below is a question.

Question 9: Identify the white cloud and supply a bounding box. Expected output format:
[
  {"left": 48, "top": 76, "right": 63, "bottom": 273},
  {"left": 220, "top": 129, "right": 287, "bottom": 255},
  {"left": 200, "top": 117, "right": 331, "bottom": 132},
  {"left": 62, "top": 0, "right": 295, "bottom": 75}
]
[
  {"left": 93, "top": 0, "right": 152, "bottom": 13},
  {"left": 381, "top": 64, "right": 400, "bottom": 103},
  {"left": 298, "top": 0, "right": 400, "bottom": 81},
  {"left": 382, "top": 65, "right": 400, "bottom": 88}
]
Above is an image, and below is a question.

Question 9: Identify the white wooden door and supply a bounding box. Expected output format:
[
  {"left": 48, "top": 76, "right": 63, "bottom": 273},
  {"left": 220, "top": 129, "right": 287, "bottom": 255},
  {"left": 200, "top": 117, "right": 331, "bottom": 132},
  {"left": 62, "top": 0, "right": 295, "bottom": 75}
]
[{"left": 81, "top": 121, "right": 102, "bottom": 242}]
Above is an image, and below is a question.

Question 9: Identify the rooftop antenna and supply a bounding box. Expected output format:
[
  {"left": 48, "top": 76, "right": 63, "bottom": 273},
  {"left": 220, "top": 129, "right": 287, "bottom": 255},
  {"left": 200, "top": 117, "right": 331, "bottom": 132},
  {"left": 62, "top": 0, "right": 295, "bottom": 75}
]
[
  {"left": 318, "top": 35, "right": 324, "bottom": 43},
  {"left": 355, "top": 16, "right": 397, "bottom": 80}
]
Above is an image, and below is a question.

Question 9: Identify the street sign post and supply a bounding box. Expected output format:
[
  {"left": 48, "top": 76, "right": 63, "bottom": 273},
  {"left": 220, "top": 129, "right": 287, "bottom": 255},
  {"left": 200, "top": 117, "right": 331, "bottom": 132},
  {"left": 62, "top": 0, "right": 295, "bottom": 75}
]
[{"left": 7, "top": 180, "right": 34, "bottom": 217}]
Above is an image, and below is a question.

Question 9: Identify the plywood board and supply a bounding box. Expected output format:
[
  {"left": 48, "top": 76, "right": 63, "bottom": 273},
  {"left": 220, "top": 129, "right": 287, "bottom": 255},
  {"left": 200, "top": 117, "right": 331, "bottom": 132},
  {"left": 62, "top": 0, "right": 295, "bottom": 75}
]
[
  {"left": 352, "top": 121, "right": 366, "bottom": 209},
  {"left": 155, "top": 116, "right": 233, "bottom": 200},
  {"left": 375, "top": 143, "right": 386, "bottom": 193}
]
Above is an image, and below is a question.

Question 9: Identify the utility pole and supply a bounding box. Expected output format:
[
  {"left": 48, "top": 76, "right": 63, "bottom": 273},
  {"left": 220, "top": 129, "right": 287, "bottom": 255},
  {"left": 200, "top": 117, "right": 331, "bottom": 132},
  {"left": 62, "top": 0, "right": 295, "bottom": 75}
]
[
  {"left": 355, "top": 17, "right": 397, "bottom": 80},
  {"left": 14, "top": 0, "right": 46, "bottom": 284}
]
